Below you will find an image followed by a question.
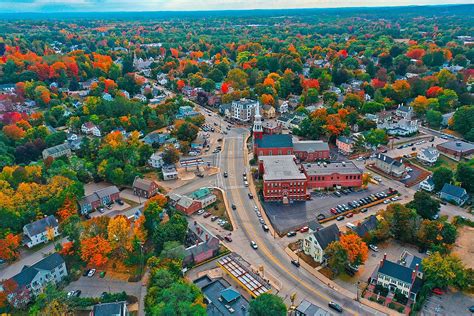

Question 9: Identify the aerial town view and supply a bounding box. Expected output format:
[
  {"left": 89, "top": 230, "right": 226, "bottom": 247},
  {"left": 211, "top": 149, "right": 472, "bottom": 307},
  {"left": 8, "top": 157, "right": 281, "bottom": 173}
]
[{"left": 0, "top": 1, "right": 473, "bottom": 315}]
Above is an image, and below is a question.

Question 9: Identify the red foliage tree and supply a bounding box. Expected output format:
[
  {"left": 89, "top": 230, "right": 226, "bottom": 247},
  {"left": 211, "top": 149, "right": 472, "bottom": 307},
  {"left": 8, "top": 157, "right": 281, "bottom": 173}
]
[
  {"left": 221, "top": 82, "right": 230, "bottom": 94},
  {"left": 426, "top": 86, "right": 443, "bottom": 98},
  {"left": 0, "top": 234, "right": 22, "bottom": 261},
  {"left": 176, "top": 79, "right": 185, "bottom": 91}
]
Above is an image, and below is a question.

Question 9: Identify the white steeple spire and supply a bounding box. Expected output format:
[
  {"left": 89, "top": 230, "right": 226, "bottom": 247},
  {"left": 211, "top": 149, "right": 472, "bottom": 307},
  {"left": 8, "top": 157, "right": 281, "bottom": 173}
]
[{"left": 253, "top": 101, "right": 263, "bottom": 135}]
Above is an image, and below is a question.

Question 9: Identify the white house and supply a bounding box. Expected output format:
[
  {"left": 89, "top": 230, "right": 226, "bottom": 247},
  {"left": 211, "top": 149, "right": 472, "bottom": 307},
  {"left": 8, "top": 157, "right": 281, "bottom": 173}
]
[
  {"left": 419, "top": 176, "right": 435, "bottom": 192},
  {"left": 2, "top": 253, "right": 67, "bottom": 307},
  {"left": 149, "top": 152, "right": 164, "bottom": 169},
  {"left": 417, "top": 147, "right": 439, "bottom": 165},
  {"left": 81, "top": 122, "right": 101, "bottom": 137},
  {"left": 23, "top": 215, "right": 60, "bottom": 248},
  {"left": 395, "top": 105, "right": 413, "bottom": 120},
  {"left": 303, "top": 224, "right": 340, "bottom": 264},
  {"left": 162, "top": 164, "right": 178, "bottom": 181}
]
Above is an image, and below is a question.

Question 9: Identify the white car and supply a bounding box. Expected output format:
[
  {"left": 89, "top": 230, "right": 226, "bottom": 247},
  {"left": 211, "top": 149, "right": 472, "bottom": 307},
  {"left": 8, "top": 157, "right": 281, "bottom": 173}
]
[
  {"left": 254, "top": 206, "right": 258, "bottom": 212},
  {"left": 384, "top": 199, "right": 391, "bottom": 204},
  {"left": 406, "top": 167, "right": 413, "bottom": 172},
  {"left": 87, "top": 269, "right": 96, "bottom": 277},
  {"left": 197, "top": 209, "right": 205, "bottom": 215},
  {"left": 250, "top": 241, "right": 258, "bottom": 249},
  {"left": 369, "top": 244, "right": 379, "bottom": 252}
]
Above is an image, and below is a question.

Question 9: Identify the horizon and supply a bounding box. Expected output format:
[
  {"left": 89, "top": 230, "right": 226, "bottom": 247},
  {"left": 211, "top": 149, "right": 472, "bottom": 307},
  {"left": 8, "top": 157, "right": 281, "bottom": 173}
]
[{"left": 0, "top": 0, "right": 472, "bottom": 13}]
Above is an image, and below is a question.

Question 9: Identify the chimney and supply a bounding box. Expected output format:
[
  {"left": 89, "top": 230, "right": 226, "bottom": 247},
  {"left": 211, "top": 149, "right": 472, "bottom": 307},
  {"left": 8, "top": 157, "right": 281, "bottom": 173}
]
[
  {"left": 380, "top": 259, "right": 384, "bottom": 268},
  {"left": 415, "top": 263, "right": 419, "bottom": 274},
  {"left": 205, "top": 234, "right": 209, "bottom": 242},
  {"left": 196, "top": 239, "right": 199, "bottom": 247},
  {"left": 412, "top": 269, "right": 416, "bottom": 281},
  {"left": 194, "top": 220, "right": 197, "bottom": 226}
]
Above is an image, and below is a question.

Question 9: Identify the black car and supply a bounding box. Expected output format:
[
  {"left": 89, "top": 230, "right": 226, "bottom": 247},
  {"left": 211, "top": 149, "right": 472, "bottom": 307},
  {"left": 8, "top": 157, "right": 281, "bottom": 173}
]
[
  {"left": 223, "top": 171, "right": 228, "bottom": 178},
  {"left": 231, "top": 204, "right": 236, "bottom": 210},
  {"left": 248, "top": 193, "right": 254, "bottom": 199},
  {"left": 74, "top": 290, "right": 82, "bottom": 297},
  {"left": 291, "top": 259, "right": 300, "bottom": 267},
  {"left": 262, "top": 224, "right": 269, "bottom": 232},
  {"left": 116, "top": 199, "right": 124, "bottom": 206},
  {"left": 84, "top": 213, "right": 91, "bottom": 219},
  {"left": 287, "top": 231, "right": 297, "bottom": 237},
  {"left": 360, "top": 208, "right": 368, "bottom": 213},
  {"left": 83, "top": 269, "right": 90, "bottom": 277},
  {"left": 336, "top": 216, "right": 345, "bottom": 221},
  {"left": 328, "top": 301, "right": 343, "bottom": 313}
]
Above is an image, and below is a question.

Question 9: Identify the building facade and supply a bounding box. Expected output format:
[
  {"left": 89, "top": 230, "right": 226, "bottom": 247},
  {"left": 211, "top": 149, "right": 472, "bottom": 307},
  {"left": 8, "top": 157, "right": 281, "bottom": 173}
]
[
  {"left": 437, "top": 140, "right": 474, "bottom": 161},
  {"left": 417, "top": 147, "right": 439, "bottom": 165},
  {"left": 373, "top": 154, "right": 406, "bottom": 178},
  {"left": 440, "top": 183, "right": 469, "bottom": 206},
  {"left": 336, "top": 136, "right": 354, "bottom": 155},
  {"left": 303, "top": 161, "right": 363, "bottom": 189},
  {"left": 23, "top": 215, "right": 60, "bottom": 248},
  {"left": 231, "top": 99, "right": 258, "bottom": 122},
  {"left": 303, "top": 224, "right": 340, "bottom": 264}
]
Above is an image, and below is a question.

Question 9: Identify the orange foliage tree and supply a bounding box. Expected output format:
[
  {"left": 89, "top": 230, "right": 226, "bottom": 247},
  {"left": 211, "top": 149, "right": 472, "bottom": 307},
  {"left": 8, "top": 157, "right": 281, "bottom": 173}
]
[
  {"left": 426, "top": 86, "right": 443, "bottom": 98},
  {"left": 176, "top": 79, "right": 185, "bottom": 90},
  {"left": 2, "top": 124, "right": 26, "bottom": 141},
  {"left": 0, "top": 233, "right": 22, "bottom": 261},
  {"left": 80, "top": 236, "right": 112, "bottom": 266},
  {"left": 107, "top": 215, "right": 131, "bottom": 253},
  {"left": 170, "top": 48, "right": 179, "bottom": 58},
  {"left": 56, "top": 197, "right": 78, "bottom": 221},
  {"left": 339, "top": 233, "right": 368, "bottom": 265},
  {"left": 144, "top": 193, "right": 167, "bottom": 209},
  {"left": 260, "top": 94, "right": 275, "bottom": 106}
]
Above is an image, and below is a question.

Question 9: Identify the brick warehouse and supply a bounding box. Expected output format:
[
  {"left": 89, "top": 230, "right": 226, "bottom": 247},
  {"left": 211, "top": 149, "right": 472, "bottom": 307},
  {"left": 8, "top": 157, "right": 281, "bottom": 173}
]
[{"left": 303, "top": 161, "right": 363, "bottom": 189}]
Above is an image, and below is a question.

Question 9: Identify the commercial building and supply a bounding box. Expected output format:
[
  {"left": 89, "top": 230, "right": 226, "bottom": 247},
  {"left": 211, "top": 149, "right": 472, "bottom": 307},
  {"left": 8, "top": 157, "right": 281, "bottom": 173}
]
[
  {"left": 23, "top": 215, "right": 59, "bottom": 248},
  {"left": 162, "top": 164, "right": 178, "bottom": 180},
  {"left": 231, "top": 99, "right": 258, "bottom": 122},
  {"left": 303, "top": 161, "right": 362, "bottom": 189},
  {"left": 259, "top": 155, "right": 308, "bottom": 202},
  {"left": 293, "top": 141, "right": 330, "bottom": 161},
  {"left": 294, "top": 299, "right": 330, "bottom": 316},
  {"left": 437, "top": 140, "right": 474, "bottom": 161}
]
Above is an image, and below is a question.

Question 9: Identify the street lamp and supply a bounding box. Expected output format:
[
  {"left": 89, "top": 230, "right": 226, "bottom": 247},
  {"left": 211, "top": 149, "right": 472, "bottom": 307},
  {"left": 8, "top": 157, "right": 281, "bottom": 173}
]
[{"left": 355, "top": 280, "right": 361, "bottom": 301}]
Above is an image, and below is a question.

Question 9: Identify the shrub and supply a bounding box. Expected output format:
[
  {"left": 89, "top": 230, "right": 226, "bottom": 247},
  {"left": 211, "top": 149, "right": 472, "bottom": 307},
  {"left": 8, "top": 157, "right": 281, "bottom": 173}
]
[
  {"left": 398, "top": 307, "right": 405, "bottom": 313},
  {"left": 377, "top": 298, "right": 385, "bottom": 304},
  {"left": 369, "top": 296, "right": 376, "bottom": 302},
  {"left": 388, "top": 302, "right": 396, "bottom": 309}
]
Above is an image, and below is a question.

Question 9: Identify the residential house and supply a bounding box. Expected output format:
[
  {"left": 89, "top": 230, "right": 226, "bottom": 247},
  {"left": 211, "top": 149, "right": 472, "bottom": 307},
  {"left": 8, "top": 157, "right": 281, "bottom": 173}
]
[
  {"left": 417, "top": 147, "right": 439, "bottom": 165},
  {"left": 2, "top": 253, "right": 67, "bottom": 307},
  {"left": 279, "top": 101, "right": 289, "bottom": 114},
  {"left": 441, "top": 112, "right": 454, "bottom": 127},
  {"left": 188, "top": 187, "right": 217, "bottom": 208},
  {"left": 162, "top": 164, "right": 178, "bottom": 181},
  {"left": 81, "top": 122, "right": 101, "bottom": 137},
  {"left": 437, "top": 140, "right": 474, "bottom": 161},
  {"left": 23, "top": 215, "right": 60, "bottom": 248},
  {"left": 373, "top": 154, "right": 406, "bottom": 178},
  {"left": 303, "top": 224, "right": 340, "bottom": 264},
  {"left": 148, "top": 151, "right": 164, "bottom": 168},
  {"left": 336, "top": 136, "right": 354, "bottom": 155},
  {"left": 370, "top": 253, "right": 423, "bottom": 301},
  {"left": 378, "top": 118, "right": 418, "bottom": 136},
  {"left": 78, "top": 186, "right": 120, "bottom": 214},
  {"left": 42, "top": 143, "right": 71, "bottom": 160},
  {"left": 419, "top": 176, "right": 435, "bottom": 192},
  {"left": 352, "top": 215, "right": 378, "bottom": 240},
  {"left": 176, "top": 105, "right": 199, "bottom": 119},
  {"left": 219, "top": 103, "right": 232, "bottom": 118},
  {"left": 395, "top": 105, "right": 413, "bottom": 119},
  {"left": 194, "top": 275, "right": 250, "bottom": 316},
  {"left": 231, "top": 99, "right": 258, "bottom": 122},
  {"left": 91, "top": 301, "right": 129, "bottom": 316},
  {"left": 184, "top": 222, "right": 220, "bottom": 266},
  {"left": 142, "top": 132, "right": 170, "bottom": 147},
  {"left": 294, "top": 299, "right": 330, "bottom": 316},
  {"left": 132, "top": 177, "right": 160, "bottom": 199},
  {"left": 440, "top": 183, "right": 469, "bottom": 206},
  {"left": 261, "top": 104, "right": 276, "bottom": 119}
]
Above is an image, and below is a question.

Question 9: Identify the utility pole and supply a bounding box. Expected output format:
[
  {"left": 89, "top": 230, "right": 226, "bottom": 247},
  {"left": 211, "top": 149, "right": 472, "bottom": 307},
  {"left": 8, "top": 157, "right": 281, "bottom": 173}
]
[{"left": 355, "top": 281, "right": 361, "bottom": 301}]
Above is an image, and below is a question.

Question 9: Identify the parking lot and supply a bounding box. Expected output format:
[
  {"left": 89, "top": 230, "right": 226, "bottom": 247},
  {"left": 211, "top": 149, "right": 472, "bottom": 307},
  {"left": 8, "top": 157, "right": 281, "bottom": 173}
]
[
  {"left": 422, "top": 291, "right": 474, "bottom": 316},
  {"left": 262, "top": 184, "right": 389, "bottom": 234},
  {"left": 64, "top": 274, "right": 143, "bottom": 299}
]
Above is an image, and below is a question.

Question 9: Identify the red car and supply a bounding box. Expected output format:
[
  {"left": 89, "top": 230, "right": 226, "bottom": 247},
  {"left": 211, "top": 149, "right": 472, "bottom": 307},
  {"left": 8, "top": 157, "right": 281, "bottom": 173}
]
[
  {"left": 330, "top": 208, "right": 337, "bottom": 215},
  {"left": 432, "top": 288, "right": 444, "bottom": 295},
  {"left": 203, "top": 212, "right": 212, "bottom": 218},
  {"left": 345, "top": 212, "right": 354, "bottom": 218},
  {"left": 300, "top": 226, "right": 309, "bottom": 233}
]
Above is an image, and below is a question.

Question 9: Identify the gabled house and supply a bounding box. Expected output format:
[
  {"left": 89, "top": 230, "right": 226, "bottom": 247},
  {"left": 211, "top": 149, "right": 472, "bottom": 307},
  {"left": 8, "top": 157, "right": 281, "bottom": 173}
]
[
  {"left": 78, "top": 186, "right": 120, "bottom": 214},
  {"left": 370, "top": 253, "right": 423, "bottom": 301},
  {"left": 419, "top": 176, "right": 435, "bottom": 192},
  {"left": 373, "top": 154, "right": 406, "bottom": 178},
  {"left": 81, "top": 122, "right": 101, "bottom": 137},
  {"left": 162, "top": 164, "right": 178, "bottom": 181},
  {"left": 440, "top": 183, "right": 469, "bottom": 206},
  {"left": 417, "top": 147, "right": 439, "bottom": 165},
  {"left": 303, "top": 224, "right": 340, "bottom": 264},
  {"left": 2, "top": 253, "right": 67, "bottom": 307},
  {"left": 353, "top": 215, "right": 378, "bottom": 240},
  {"left": 188, "top": 187, "right": 217, "bottom": 208},
  {"left": 23, "top": 215, "right": 60, "bottom": 248},
  {"left": 395, "top": 105, "right": 413, "bottom": 120},
  {"left": 132, "top": 177, "right": 160, "bottom": 199},
  {"left": 336, "top": 136, "right": 354, "bottom": 155},
  {"left": 185, "top": 222, "right": 220, "bottom": 266},
  {"left": 91, "top": 301, "right": 129, "bottom": 316},
  {"left": 148, "top": 151, "right": 164, "bottom": 168}
]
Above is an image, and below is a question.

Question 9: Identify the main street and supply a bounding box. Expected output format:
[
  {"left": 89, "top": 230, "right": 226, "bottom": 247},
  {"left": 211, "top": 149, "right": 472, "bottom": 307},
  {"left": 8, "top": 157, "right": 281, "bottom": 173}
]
[{"left": 213, "top": 124, "right": 383, "bottom": 315}]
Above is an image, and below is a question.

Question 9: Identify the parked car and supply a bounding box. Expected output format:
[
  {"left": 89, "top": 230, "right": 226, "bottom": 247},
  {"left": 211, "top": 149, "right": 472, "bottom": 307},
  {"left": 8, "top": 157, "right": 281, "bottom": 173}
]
[
  {"left": 250, "top": 241, "right": 258, "bottom": 249},
  {"left": 262, "top": 224, "right": 269, "bottom": 232},
  {"left": 116, "top": 199, "right": 124, "bottom": 206},
  {"left": 291, "top": 259, "right": 300, "bottom": 267},
  {"left": 231, "top": 204, "right": 236, "bottom": 210},
  {"left": 369, "top": 244, "right": 379, "bottom": 252},
  {"left": 330, "top": 208, "right": 337, "bottom": 215},
  {"left": 211, "top": 216, "right": 218, "bottom": 222},
  {"left": 248, "top": 192, "right": 253, "bottom": 199},
  {"left": 360, "top": 208, "right": 368, "bottom": 213},
  {"left": 336, "top": 216, "right": 345, "bottom": 221},
  {"left": 84, "top": 213, "right": 91, "bottom": 219},
  {"left": 244, "top": 181, "right": 249, "bottom": 187},
  {"left": 223, "top": 171, "right": 228, "bottom": 178},
  {"left": 83, "top": 269, "right": 90, "bottom": 277},
  {"left": 300, "top": 226, "right": 309, "bottom": 233},
  {"left": 345, "top": 213, "right": 353, "bottom": 218},
  {"left": 287, "top": 231, "right": 297, "bottom": 237},
  {"left": 87, "top": 269, "right": 96, "bottom": 277},
  {"left": 432, "top": 288, "right": 444, "bottom": 296},
  {"left": 197, "top": 209, "right": 205, "bottom": 215},
  {"left": 328, "top": 301, "right": 343, "bottom": 313},
  {"left": 97, "top": 206, "right": 105, "bottom": 213},
  {"left": 203, "top": 212, "right": 212, "bottom": 218},
  {"left": 224, "top": 235, "right": 232, "bottom": 242}
]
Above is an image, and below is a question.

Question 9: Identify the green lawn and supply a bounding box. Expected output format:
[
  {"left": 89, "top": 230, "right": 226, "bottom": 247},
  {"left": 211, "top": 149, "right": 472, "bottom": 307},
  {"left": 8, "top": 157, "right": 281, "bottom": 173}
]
[{"left": 426, "top": 155, "right": 458, "bottom": 172}]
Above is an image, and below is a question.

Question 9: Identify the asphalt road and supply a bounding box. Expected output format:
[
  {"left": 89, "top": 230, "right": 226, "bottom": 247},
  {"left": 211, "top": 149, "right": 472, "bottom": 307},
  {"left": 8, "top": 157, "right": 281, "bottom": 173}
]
[{"left": 218, "top": 126, "right": 383, "bottom": 315}]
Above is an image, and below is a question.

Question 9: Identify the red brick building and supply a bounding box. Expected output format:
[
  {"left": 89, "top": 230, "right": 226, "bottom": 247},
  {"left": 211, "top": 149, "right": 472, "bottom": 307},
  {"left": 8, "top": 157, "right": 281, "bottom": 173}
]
[
  {"left": 293, "top": 141, "right": 330, "bottom": 161},
  {"left": 259, "top": 155, "right": 309, "bottom": 202},
  {"left": 132, "top": 177, "right": 160, "bottom": 198},
  {"left": 436, "top": 140, "right": 474, "bottom": 161},
  {"left": 303, "top": 161, "right": 363, "bottom": 189}
]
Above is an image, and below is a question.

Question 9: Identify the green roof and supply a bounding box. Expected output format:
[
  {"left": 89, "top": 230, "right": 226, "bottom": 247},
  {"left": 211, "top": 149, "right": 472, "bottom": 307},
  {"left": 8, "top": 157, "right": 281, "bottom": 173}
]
[
  {"left": 189, "top": 187, "right": 212, "bottom": 200},
  {"left": 255, "top": 134, "right": 293, "bottom": 149},
  {"left": 220, "top": 288, "right": 241, "bottom": 303}
]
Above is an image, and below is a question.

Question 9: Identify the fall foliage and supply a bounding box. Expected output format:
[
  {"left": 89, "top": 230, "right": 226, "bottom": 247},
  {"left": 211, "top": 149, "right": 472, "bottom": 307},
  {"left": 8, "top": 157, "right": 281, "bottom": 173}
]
[{"left": 80, "top": 236, "right": 112, "bottom": 266}]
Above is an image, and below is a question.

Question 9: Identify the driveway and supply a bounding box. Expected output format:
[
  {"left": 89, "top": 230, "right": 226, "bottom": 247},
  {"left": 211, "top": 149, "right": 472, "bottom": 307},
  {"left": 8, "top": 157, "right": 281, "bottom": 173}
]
[{"left": 64, "top": 274, "right": 142, "bottom": 299}]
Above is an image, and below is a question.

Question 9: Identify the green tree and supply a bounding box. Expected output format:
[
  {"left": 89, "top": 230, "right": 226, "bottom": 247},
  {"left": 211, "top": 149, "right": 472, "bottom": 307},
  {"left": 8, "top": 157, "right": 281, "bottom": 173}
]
[
  {"left": 456, "top": 162, "right": 474, "bottom": 193},
  {"left": 365, "top": 129, "right": 388, "bottom": 147},
  {"left": 152, "top": 214, "right": 188, "bottom": 253},
  {"left": 452, "top": 106, "right": 474, "bottom": 141},
  {"left": 432, "top": 167, "right": 453, "bottom": 192},
  {"left": 162, "top": 146, "right": 180, "bottom": 165},
  {"left": 249, "top": 293, "right": 287, "bottom": 316},
  {"left": 361, "top": 101, "right": 384, "bottom": 114},
  {"left": 384, "top": 203, "right": 419, "bottom": 244},
  {"left": 176, "top": 122, "right": 199, "bottom": 142},
  {"left": 426, "top": 110, "right": 442, "bottom": 129},
  {"left": 407, "top": 191, "right": 440, "bottom": 219},
  {"left": 325, "top": 241, "right": 349, "bottom": 275},
  {"left": 422, "top": 253, "right": 472, "bottom": 290},
  {"left": 226, "top": 68, "right": 248, "bottom": 90}
]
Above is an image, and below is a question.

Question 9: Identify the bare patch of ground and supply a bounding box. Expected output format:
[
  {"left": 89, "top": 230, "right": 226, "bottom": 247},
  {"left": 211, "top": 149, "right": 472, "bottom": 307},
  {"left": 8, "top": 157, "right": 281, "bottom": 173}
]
[{"left": 453, "top": 225, "right": 474, "bottom": 269}]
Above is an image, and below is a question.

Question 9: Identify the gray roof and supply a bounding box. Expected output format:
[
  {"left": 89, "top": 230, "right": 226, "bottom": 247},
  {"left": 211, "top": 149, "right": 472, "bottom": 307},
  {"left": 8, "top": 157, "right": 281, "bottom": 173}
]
[
  {"left": 397, "top": 105, "right": 412, "bottom": 113},
  {"left": 177, "top": 195, "right": 195, "bottom": 208},
  {"left": 11, "top": 253, "right": 65, "bottom": 288},
  {"left": 313, "top": 224, "right": 340, "bottom": 250},
  {"left": 92, "top": 301, "right": 127, "bottom": 316},
  {"left": 293, "top": 140, "right": 329, "bottom": 153},
  {"left": 304, "top": 161, "right": 362, "bottom": 176},
  {"left": 296, "top": 299, "right": 330, "bottom": 316},
  {"left": 354, "top": 215, "right": 378, "bottom": 238},
  {"left": 438, "top": 140, "right": 474, "bottom": 153},
  {"left": 79, "top": 186, "right": 119, "bottom": 207},
  {"left": 375, "top": 153, "right": 403, "bottom": 167},
  {"left": 441, "top": 183, "right": 468, "bottom": 199},
  {"left": 42, "top": 143, "right": 70, "bottom": 156},
  {"left": 419, "top": 147, "right": 439, "bottom": 160},
  {"left": 133, "top": 177, "right": 156, "bottom": 191},
  {"left": 337, "top": 136, "right": 353, "bottom": 144},
  {"left": 260, "top": 155, "right": 306, "bottom": 181},
  {"left": 24, "top": 215, "right": 58, "bottom": 236}
]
